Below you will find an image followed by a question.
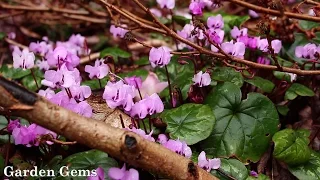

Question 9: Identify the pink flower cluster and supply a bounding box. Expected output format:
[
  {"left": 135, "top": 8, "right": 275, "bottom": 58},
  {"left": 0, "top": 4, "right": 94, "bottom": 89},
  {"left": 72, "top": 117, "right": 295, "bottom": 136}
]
[
  {"left": 295, "top": 43, "right": 320, "bottom": 59},
  {"left": 158, "top": 134, "right": 192, "bottom": 158},
  {"left": 8, "top": 120, "right": 57, "bottom": 147}
]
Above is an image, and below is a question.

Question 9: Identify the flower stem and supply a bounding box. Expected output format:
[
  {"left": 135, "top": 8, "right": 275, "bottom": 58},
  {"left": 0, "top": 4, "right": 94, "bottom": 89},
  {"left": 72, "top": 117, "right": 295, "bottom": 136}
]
[
  {"left": 165, "top": 65, "right": 174, "bottom": 107},
  {"left": 98, "top": 79, "right": 102, "bottom": 89},
  {"left": 142, "top": 119, "right": 147, "bottom": 134},
  {"left": 30, "top": 69, "right": 39, "bottom": 90}
]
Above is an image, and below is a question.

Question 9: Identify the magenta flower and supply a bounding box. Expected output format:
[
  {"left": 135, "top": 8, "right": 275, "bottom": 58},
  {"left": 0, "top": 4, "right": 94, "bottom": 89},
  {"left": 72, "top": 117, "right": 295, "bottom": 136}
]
[
  {"left": 47, "top": 46, "right": 80, "bottom": 70},
  {"left": 66, "top": 99, "right": 93, "bottom": 118},
  {"left": 87, "top": 167, "right": 104, "bottom": 180},
  {"left": 110, "top": 25, "right": 128, "bottom": 38},
  {"left": 257, "top": 56, "right": 270, "bottom": 65},
  {"left": 149, "top": 46, "right": 171, "bottom": 68},
  {"left": 161, "top": 139, "right": 192, "bottom": 158},
  {"left": 207, "top": 14, "right": 224, "bottom": 29},
  {"left": 230, "top": 27, "right": 248, "bottom": 39},
  {"left": 139, "top": 72, "right": 168, "bottom": 99},
  {"left": 157, "top": 134, "right": 168, "bottom": 144},
  {"left": 130, "top": 93, "right": 164, "bottom": 119},
  {"left": 124, "top": 76, "right": 142, "bottom": 89},
  {"left": 198, "top": 151, "right": 221, "bottom": 172},
  {"left": 36, "top": 59, "right": 50, "bottom": 71},
  {"left": 189, "top": 1, "right": 203, "bottom": 15},
  {"left": 7, "top": 120, "right": 21, "bottom": 133},
  {"left": 69, "top": 34, "right": 85, "bottom": 47},
  {"left": 69, "top": 85, "right": 92, "bottom": 101},
  {"left": 41, "top": 65, "right": 81, "bottom": 88},
  {"left": 85, "top": 59, "right": 109, "bottom": 79},
  {"left": 13, "top": 48, "right": 35, "bottom": 70},
  {"left": 221, "top": 41, "right": 246, "bottom": 58},
  {"left": 258, "top": 39, "right": 282, "bottom": 54},
  {"left": 29, "top": 41, "right": 52, "bottom": 56},
  {"left": 295, "top": 43, "right": 318, "bottom": 59},
  {"left": 103, "top": 81, "right": 135, "bottom": 111},
  {"left": 127, "top": 127, "right": 155, "bottom": 142},
  {"left": 108, "top": 164, "right": 139, "bottom": 180},
  {"left": 156, "top": 0, "right": 175, "bottom": 9},
  {"left": 208, "top": 28, "right": 225, "bottom": 44},
  {"left": 192, "top": 71, "right": 211, "bottom": 87}
]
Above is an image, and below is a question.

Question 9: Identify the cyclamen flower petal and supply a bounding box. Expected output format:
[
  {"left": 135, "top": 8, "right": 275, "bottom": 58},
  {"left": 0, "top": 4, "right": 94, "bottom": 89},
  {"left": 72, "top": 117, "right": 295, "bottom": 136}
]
[
  {"left": 163, "top": 139, "right": 192, "bottom": 158},
  {"left": 157, "top": 0, "right": 175, "bottom": 9},
  {"left": 87, "top": 167, "right": 105, "bottom": 180},
  {"left": 258, "top": 39, "right": 282, "bottom": 53},
  {"left": 139, "top": 72, "right": 168, "bottom": 99},
  {"left": 230, "top": 26, "right": 248, "bottom": 39},
  {"left": 110, "top": 25, "right": 128, "bottom": 38},
  {"left": 157, "top": 134, "right": 168, "bottom": 144},
  {"left": 69, "top": 85, "right": 92, "bottom": 101},
  {"left": 130, "top": 93, "right": 164, "bottom": 119},
  {"left": 85, "top": 59, "right": 109, "bottom": 79},
  {"left": 197, "top": 151, "right": 221, "bottom": 172},
  {"left": 150, "top": 8, "right": 162, "bottom": 17},
  {"left": 47, "top": 46, "right": 80, "bottom": 70},
  {"left": 249, "top": 10, "right": 259, "bottom": 18},
  {"left": 149, "top": 46, "right": 172, "bottom": 68},
  {"left": 271, "top": 39, "right": 282, "bottom": 54},
  {"left": 250, "top": 170, "right": 259, "bottom": 177},
  {"left": 13, "top": 48, "right": 35, "bottom": 70},
  {"left": 7, "top": 120, "right": 21, "bottom": 133},
  {"left": 192, "top": 71, "right": 211, "bottom": 87},
  {"left": 221, "top": 41, "right": 246, "bottom": 58},
  {"left": 29, "top": 41, "right": 52, "bottom": 56},
  {"left": 127, "top": 127, "right": 155, "bottom": 142},
  {"left": 69, "top": 34, "right": 85, "bottom": 47},
  {"left": 36, "top": 59, "right": 50, "bottom": 71},
  {"left": 295, "top": 43, "right": 317, "bottom": 59},
  {"left": 124, "top": 76, "right": 142, "bottom": 89},
  {"left": 41, "top": 65, "right": 81, "bottom": 88},
  {"left": 38, "top": 88, "right": 55, "bottom": 99},
  {"left": 207, "top": 14, "right": 224, "bottom": 29},
  {"left": 103, "top": 81, "right": 135, "bottom": 111},
  {"left": 189, "top": 2, "right": 203, "bottom": 15},
  {"left": 208, "top": 29, "right": 225, "bottom": 44}
]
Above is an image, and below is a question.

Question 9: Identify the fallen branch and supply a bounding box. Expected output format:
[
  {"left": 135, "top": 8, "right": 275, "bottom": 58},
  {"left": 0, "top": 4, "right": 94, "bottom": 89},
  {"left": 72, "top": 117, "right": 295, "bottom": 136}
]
[{"left": 0, "top": 76, "right": 216, "bottom": 180}]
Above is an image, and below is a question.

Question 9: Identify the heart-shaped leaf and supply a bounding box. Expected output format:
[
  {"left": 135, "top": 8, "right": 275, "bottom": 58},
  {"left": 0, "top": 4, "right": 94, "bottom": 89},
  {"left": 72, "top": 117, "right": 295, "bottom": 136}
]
[
  {"left": 245, "top": 76, "right": 275, "bottom": 93},
  {"left": 273, "top": 129, "right": 311, "bottom": 165},
  {"left": 288, "top": 151, "right": 320, "bottom": 180},
  {"left": 210, "top": 158, "right": 248, "bottom": 180},
  {"left": 161, "top": 103, "right": 215, "bottom": 145},
  {"left": 201, "top": 82, "right": 279, "bottom": 162},
  {"left": 285, "top": 83, "right": 315, "bottom": 100},
  {"left": 212, "top": 67, "right": 244, "bottom": 87}
]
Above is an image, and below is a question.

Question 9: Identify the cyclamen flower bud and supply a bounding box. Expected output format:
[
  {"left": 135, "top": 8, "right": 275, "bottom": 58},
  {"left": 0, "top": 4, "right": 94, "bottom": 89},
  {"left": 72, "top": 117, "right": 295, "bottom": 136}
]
[
  {"left": 149, "top": 46, "right": 171, "bottom": 68},
  {"left": 192, "top": 71, "right": 211, "bottom": 87},
  {"left": 13, "top": 48, "right": 35, "bottom": 70},
  {"left": 156, "top": 0, "right": 175, "bottom": 9}
]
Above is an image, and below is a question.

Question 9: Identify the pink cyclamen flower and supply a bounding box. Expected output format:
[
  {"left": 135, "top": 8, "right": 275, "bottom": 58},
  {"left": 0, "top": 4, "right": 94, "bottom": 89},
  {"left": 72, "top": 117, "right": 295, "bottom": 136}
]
[
  {"left": 66, "top": 99, "right": 93, "bottom": 118},
  {"left": 230, "top": 26, "right": 248, "bottom": 39},
  {"left": 156, "top": 0, "right": 175, "bottom": 9},
  {"left": 38, "top": 88, "right": 55, "bottom": 99},
  {"left": 258, "top": 39, "right": 282, "bottom": 54},
  {"left": 207, "top": 14, "right": 224, "bottom": 29},
  {"left": 192, "top": 71, "right": 211, "bottom": 87},
  {"left": 295, "top": 43, "right": 318, "bottom": 59},
  {"left": 110, "top": 25, "right": 128, "bottom": 38},
  {"left": 41, "top": 65, "right": 81, "bottom": 88},
  {"left": 47, "top": 46, "right": 80, "bottom": 70},
  {"left": 103, "top": 80, "right": 135, "bottom": 111},
  {"left": 139, "top": 72, "right": 168, "bottom": 99},
  {"left": 157, "top": 134, "right": 168, "bottom": 144},
  {"left": 250, "top": 170, "right": 259, "bottom": 177},
  {"left": 189, "top": 1, "right": 203, "bottom": 15},
  {"left": 257, "top": 56, "right": 270, "bottom": 65},
  {"left": 208, "top": 29, "right": 225, "bottom": 44},
  {"left": 29, "top": 41, "right": 52, "bottom": 56},
  {"left": 87, "top": 167, "right": 104, "bottom": 180},
  {"left": 198, "top": 151, "right": 221, "bottom": 172},
  {"left": 69, "top": 85, "right": 92, "bottom": 101},
  {"left": 85, "top": 59, "right": 109, "bottom": 79},
  {"left": 108, "top": 164, "right": 139, "bottom": 180},
  {"left": 221, "top": 41, "right": 246, "bottom": 58},
  {"left": 160, "top": 138, "right": 192, "bottom": 158},
  {"left": 150, "top": 8, "right": 162, "bottom": 17},
  {"left": 36, "top": 59, "right": 50, "bottom": 71},
  {"left": 130, "top": 93, "right": 164, "bottom": 119},
  {"left": 13, "top": 48, "right": 35, "bottom": 70},
  {"left": 149, "top": 46, "right": 171, "bottom": 68},
  {"left": 124, "top": 76, "right": 142, "bottom": 89},
  {"left": 69, "top": 34, "right": 85, "bottom": 47},
  {"left": 7, "top": 120, "right": 21, "bottom": 133}
]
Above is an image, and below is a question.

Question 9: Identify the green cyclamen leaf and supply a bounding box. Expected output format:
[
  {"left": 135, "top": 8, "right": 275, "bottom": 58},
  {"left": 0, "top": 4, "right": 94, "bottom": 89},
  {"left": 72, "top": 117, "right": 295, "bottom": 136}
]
[
  {"left": 201, "top": 82, "right": 279, "bottom": 162},
  {"left": 273, "top": 129, "right": 311, "bottom": 166},
  {"left": 285, "top": 83, "right": 315, "bottom": 100},
  {"left": 288, "top": 151, "right": 320, "bottom": 180},
  {"left": 161, "top": 103, "right": 215, "bottom": 145}
]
